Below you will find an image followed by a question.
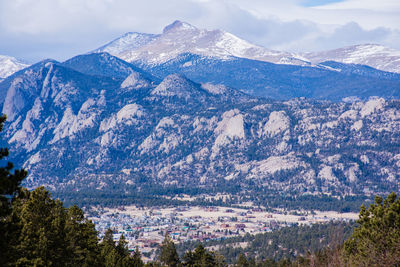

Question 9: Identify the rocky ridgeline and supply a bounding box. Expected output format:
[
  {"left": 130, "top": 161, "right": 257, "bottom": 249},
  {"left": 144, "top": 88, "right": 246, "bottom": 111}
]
[{"left": 0, "top": 52, "right": 399, "bottom": 197}]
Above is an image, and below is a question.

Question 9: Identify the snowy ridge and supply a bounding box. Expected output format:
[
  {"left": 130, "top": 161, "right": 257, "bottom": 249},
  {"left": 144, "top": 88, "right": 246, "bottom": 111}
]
[
  {"left": 92, "top": 32, "right": 159, "bottom": 56},
  {"left": 304, "top": 44, "right": 400, "bottom": 73},
  {"left": 92, "top": 22, "right": 400, "bottom": 74},
  {"left": 0, "top": 55, "right": 29, "bottom": 79},
  {"left": 94, "top": 20, "right": 309, "bottom": 66}
]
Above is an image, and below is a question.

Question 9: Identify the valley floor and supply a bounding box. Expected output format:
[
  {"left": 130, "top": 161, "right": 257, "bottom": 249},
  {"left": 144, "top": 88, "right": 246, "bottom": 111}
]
[{"left": 88, "top": 204, "right": 358, "bottom": 261}]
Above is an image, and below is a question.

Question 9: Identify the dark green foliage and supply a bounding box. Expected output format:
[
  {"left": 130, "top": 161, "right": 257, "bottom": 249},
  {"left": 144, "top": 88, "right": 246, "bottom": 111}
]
[
  {"left": 0, "top": 114, "right": 28, "bottom": 265},
  {"left": 0, "top": 115, "right": 152, "bottom": 267},
  {"left": 99, "top": 230, "right": 139, "bottom": 267},
  {"left": 2, "top": 186, "right": 150, "bottom": 266},
  {"left": 182, "top": 244, "right": 224, "bottom": 267},
  {"left": 177, "top": 221, "right": 354, "bottom": 264},
  {"left": 57, "top": 185, "right": 370, "bottom": 214},
  {"left": 0, "top": 165, "right": 138, "bottom": 266},
  {"left": 159, "top": 233, "right": 180, "bottom": 267},
  {"left": 65, "top": 205, "right": 101, "bottom": 266},
  {"left": 0, "top": 114, "right": 27, "bottom": 215},
  {"left": 132, "top": 247, "right": 145, "bottom": 267},
  {"left": 100, "top": 229, "right": 119, "bottom": 266},
  {"left": 344, "top": 190, "right": 400, "bottom": 266},
  {"left": 236, "top": 254, "right": 249, "bottom": 267},
  {"left": 4, "top": 187, "right": 102, "bottom": 266}
]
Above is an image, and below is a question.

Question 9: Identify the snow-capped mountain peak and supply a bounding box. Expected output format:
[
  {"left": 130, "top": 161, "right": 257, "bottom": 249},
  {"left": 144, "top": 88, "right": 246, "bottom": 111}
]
[
  {"left": 304, "top": 44, "right": 400, "bottom": 73},
  {"left": 91, "top": 21, "right": 400, "bottom": 73},
  {"left": 94, "top": 21, "right": 310, "bottom": 66},
  {"left": 162, "top": 20, "right": 198, "bottom": 33},
  {"left": 0, "top": 55, "right": 29, "bottom": 79},
  {"left": 93, "top": 32, "right": 160, "bottom": 56}
]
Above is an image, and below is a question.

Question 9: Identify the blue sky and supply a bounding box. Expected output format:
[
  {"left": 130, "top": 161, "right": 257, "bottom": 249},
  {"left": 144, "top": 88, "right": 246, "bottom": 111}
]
[{"left": 0, "top": 0, "right": 398, "bottom": 62}]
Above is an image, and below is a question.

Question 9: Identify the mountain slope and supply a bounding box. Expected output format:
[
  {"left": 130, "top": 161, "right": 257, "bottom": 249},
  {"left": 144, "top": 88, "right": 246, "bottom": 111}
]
[
  {"left": 94, "top": 20, "right": 309, "bottom": 66},
  {"left": 92, "top": 32, "right": 160, "bottom": 56},
  {"left": 0, "top": 55, "right": 399, "bottom": 199},
  {"left": 90, "top": 22, "right": 400, "bottom": 101},
  {"left": 141, "top": 53, "right": 400, "bottom": 100},
  {"left": 304, "top": 44, "right": 400, "bottom": 73},
  {"left": 93, "top": 22, "right": 400, "bottom": 75},
  {"left": 0, "top": 55, "right": 29, "bottom": 79},
  {"left": 62, "top": 52, "right": 158, "bottom": 83}
]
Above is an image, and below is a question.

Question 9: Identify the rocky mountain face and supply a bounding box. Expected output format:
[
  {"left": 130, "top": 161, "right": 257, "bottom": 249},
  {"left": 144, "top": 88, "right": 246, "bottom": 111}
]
[
  {"left": 1, "top": 23, "right": 400, "bottom": 200},
  {"left": 0, "top": 55, "right": 29, "bottom": 80},
  {"left": 0, "top": 53, "right": 399, "bottom": 198}
]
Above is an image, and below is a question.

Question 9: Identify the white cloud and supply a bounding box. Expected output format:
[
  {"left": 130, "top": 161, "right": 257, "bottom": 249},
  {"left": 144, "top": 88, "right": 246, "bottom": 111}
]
[{"left": 0, "top": 0, "right": 398, "bottom": 61}]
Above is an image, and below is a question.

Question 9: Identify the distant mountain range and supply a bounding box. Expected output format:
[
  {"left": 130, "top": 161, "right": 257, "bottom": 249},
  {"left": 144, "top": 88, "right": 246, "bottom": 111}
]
[
  {"left": 304, "top": 44, "right": 400, "bottom": 74},
  {"left": 94, "top": 20, "right": 400, "bottom": 74},
  {"left": 0, "top": 52, "right": 398, "bottom": 199},
  {"left": 0, "top": 55, "right": 28, "bottom": 81},
  {"left": 93, "top": 20, "right": 309, "bottom": 66},
  {"left": 0, "top": 21, "right": 399, "bottom": 201}
]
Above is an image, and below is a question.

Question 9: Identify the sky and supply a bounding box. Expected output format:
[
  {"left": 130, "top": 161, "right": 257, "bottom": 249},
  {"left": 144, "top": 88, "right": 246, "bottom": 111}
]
[{"left": 0, "top": 0, "right": 399, "bottom": 63}]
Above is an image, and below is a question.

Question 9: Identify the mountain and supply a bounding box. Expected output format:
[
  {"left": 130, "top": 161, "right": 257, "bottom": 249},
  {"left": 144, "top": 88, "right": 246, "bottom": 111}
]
[
  {"left": 92, "top": 32, "right": 160, "bottom": 56},
  {"left": 94, "top": 20, "right": 309, "bottom": 66},
  {"left": 141, "top": 53, "right": 400, "bottom": 100},
  {"left": 62, "top": 52, "right": 158, "bottom": 82},
  {"left": 90, "top": 22, "right": 400, "bottom": 101},
  {"left": 0, "top": 55, "right": 29, "bottom": 80},
  {"left": 93, "top": 22, "right": 400, "bottom": 75},
  {"left": 304, "top": 44, "right": 400, "bottom": 74},
  {"left": 0, "top": 54, "right": 399, "bottom": 201}
]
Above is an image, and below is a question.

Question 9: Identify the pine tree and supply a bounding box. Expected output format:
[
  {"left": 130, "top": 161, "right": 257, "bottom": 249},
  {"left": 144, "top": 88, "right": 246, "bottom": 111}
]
[
  {"left": 236, "top": 254, "right": 249, "bottom": 267},
  {"left": 182, "top": 250, "right": 195, "bottom": 266},
  {"left": 65, "top": 205, "right": 102, "bottom": 266},
  {"left": 117, "top": 234, "right": 133, "bottom": 267},
  {"left": 0, "top": 114, "right": 27, "bottom": 265},
  {"left": 16, "top": 187, "right": 67, "bottom": 266},
  {"left": 159, "top": 233, "right": 180, "bottom": 267},
  {"left": 344, "top": 190, "right": 400, "bottom": 266},
  {"left": 131, "top": 247, "right": 145, "bottom": 267},
  {"left": 117, "top": 234, "right": 130, "bottom": 258},
  {"left": 0, "top": 115, "right": 119, "bottom": 266},
  {"left": 101, "top": 229, "right": 120, "bottom": 267},
  {"left": 182, "top": 244, "right": 223, "bottom": 267}
]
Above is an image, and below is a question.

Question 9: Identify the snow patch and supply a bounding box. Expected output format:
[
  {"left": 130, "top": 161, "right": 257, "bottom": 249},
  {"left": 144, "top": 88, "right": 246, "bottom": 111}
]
[{"left": 0, "top": 55, "right": 28, "bottom": 79}]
